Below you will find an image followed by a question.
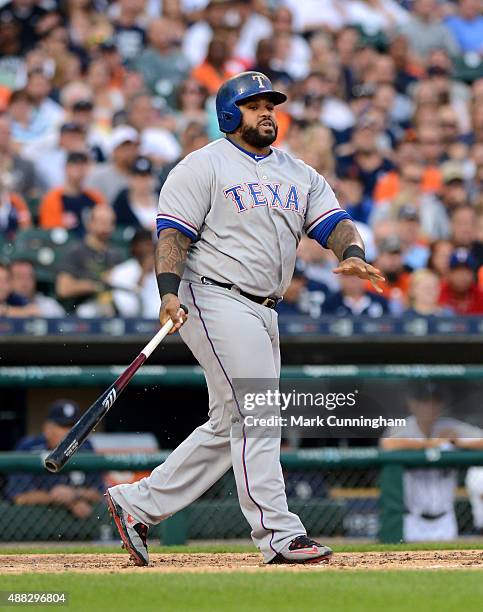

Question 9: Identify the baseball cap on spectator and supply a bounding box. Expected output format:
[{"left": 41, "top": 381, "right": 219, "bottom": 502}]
[
  {"left": 441, "top": 162, "right": 465, "bottom": 184},
  {"left": 379, "top": 235, "right": 402, "bottom": 254},
  {"left": 100, "top": 39, "right": 117, "bottom": 52},
  {"left": 427, "top": 66, "right": 450, "bottom": 78},
  {"left": 398, "top": 204, "right": 420, "bottom": 222},
  {"left": 131, "top": 156, "right": 153, "bottom": 175},
  {"left": 72, "top": 100, "right": 94, "bottom": 112},
  {"left": 449, "top": 248, "right": 477, "bottom": 271},
  {"left": 408, "top": 381, "right": 445, "bottom": 402},
  {"left": 60, "top": 122, "right": 85, "bottom": 134},
  {"left": 47, "top": 400, "right": 80, "bottom": 427},
  {"left": 66, "top": 151, "right": 89, "bottom": 164},
  {"left": 352, "top": 84, "right": 376, "bottom": 99},
  {"left": 110, "top": 125, "right": 139, "bottom": 150}
]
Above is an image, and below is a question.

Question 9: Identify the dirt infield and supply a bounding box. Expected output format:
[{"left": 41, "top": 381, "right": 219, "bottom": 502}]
[{"left": 1, "top": 550, "right": 483, "bottom": 574}]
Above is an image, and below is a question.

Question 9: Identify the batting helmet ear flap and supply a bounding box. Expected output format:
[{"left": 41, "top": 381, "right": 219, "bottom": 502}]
[
  {"left": 216, "top": 71, "right": 287, "bottom": 133},
  {"left": 217, "top": 107, "right": 242, "bottom": 134}
]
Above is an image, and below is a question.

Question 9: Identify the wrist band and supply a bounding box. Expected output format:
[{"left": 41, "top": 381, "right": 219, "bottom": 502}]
[
  {"left": 342, "top": 245, "right": 366, "bottom": 262},
  {"left": 157, "top": 272, "right": 181, "bottom": 299}
]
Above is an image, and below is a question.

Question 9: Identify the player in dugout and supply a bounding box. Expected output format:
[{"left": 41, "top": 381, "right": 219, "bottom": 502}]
[{"left": 7, "top": 400, "right": 104, "bottom": 519}]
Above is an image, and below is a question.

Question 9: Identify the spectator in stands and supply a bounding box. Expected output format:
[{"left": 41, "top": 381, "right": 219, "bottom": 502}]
[
  {"left": 346, "top": 0, "right": 410, "bottom": 33},
  {"left": 158, "top": 122, "right": 210, "bottom": 189},
  {"left": 444, "top": 0, "right": 483, "bottom": 54},
  {"left": 0, "top": 261, "right": 39, "bottom": 317},
  {"left": 24, "top": 69, "right": 65, "bottom": 141},
  {"left": 191, "top": 36, "right": 236, "bottom": 96},
  {"left": 113, "top": 156, "right": 157, "bottom": 232},
  {"left": 85, "top": 125, "right": 139, "bottom": 205},
  {"left": 367, "top": 235, "right": 411, "bottom": 314},
  {"left": 172, "top": 80, "right": 210, "bottom": 135},
  {"left": 269, "top": 7, "right": 311, "bottom": 81},
  {"left": 406, "top": 269, "right": 453, "bottom": 317},
  {"left": 336, "top": 116, "right": 394, "bottom": 198},
  {"left": 396, "top": 205, "right": 429, "bottom": 270},
  {"left": 449, "top": 204, "right": 483, "bottom": 269},
  {"left": 0, "top": 0, "right": 48, "bottom": 53},
  {"left": 381, "top": 381, "right": 483, "bottom": 542},
  {"left": 438, "top": 249, "right": 483, "bottom": 315},
  {"left": 0, "top": 114, "right": 39, "bottom": 201},
  {"left": 39, "top": 151, "right": 105, "bottom": 237},
  {"left": 133, "top": 18, "right": 190, "bottom": 102},
  {"left": 10, "top": 258, "right": 65, "bottom": 317},
  {"left": 324, "top": 274, "right": 389, "bottom": 318},
  {"left": 277, "top": 266, "right": 307, "bottom": 316},
  {"left": 7, "top": 89, "right": 37, "bottom": 148},
  {"left": 24, "top": 122, "right": 88, "bottom": 192},
  {"left": 56, "top": 205, "right": 123, "bottom": 316},
  {"left": 108, "top": 229, "right": 159, "bottom": 318},
  {"left": 111, "top": 0, "right": 147, "bottom": 63},
  {"left": 371, "top": 162, "right": 449, "bottom": 241},
  {"left": 427, "top": 239, "right": 453, "bottom": 279},
  {"left": 250, "top": 38, "right": 292, "bottom": 87},
  {"left": 0, "top": 171, "right": 32, "bottom": 239},
  {"left": 398, "top": 0, "right": 458, "bottom": 61},
  {"left": 126, "top": 93, "right": 181, "bottom": 166},
  {"left": 439, "top": 162, "right": 470, "bottom": 214},
  {"left": 6, "top": 399, "right": 104, "bottom": 519}
]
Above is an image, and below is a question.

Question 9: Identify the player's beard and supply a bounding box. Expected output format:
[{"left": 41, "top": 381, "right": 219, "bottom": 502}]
[{"left": 240, "top": 122, "right": 278, "bottom": 148}]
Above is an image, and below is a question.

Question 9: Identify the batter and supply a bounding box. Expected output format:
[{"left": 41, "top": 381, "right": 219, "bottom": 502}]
[{"left": 106, "top": 72, "right": 384, "bottom": 565}]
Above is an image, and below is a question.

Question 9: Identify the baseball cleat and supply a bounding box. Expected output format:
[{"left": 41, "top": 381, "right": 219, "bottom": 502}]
[
  {"left": 268, "top": 535, "right": 333, "bottom": 564},
  {"left": 105, "top": 490, "right": 149, "bottom": 566}
]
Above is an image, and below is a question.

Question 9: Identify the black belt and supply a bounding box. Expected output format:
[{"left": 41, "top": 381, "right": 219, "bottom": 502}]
[{"left": 200, "top": 276, "right": 280, "bottom": 309}]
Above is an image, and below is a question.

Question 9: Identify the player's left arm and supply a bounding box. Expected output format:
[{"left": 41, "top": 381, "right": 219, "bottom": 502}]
[{"left": 327, "top": 219, "right": 385, "bottom": 293}]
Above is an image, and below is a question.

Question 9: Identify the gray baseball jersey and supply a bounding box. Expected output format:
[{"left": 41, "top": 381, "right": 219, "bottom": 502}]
[
  {"left": 110, "top": 138, "right": 349, "bottom": 562},
  {"left": 156, "top": 138, "right": 350, "bottom": 297}
]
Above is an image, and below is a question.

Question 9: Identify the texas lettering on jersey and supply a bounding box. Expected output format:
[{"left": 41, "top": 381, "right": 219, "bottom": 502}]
[{"left": 223, "top": 183, "right": 304, "bottom": 215}]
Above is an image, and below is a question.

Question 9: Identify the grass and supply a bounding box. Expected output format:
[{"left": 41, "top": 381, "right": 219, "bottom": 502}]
[
  {"left": 0, "top": 571, "right": 482, "bottom": 612},
  {"left": 0, "top": 541, "right": 483, "bottom": 555}
]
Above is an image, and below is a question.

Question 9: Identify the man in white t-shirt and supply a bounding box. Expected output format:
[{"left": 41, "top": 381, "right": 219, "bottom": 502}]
[
  {"left": 381, "top": 382, "right": 483, "bottom": 542},
  {"left": 108, "top": 229, "right": 159, "bottom": 318}
]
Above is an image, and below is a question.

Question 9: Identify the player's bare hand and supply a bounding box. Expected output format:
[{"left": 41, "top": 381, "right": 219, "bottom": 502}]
[
  {"left": 50, "top": 484, "right": 77, "bottom": 505},
  {"left": 160, "top": 294, "right": 188, "bottom": 334},
  {"left": 333, "top": 258, "right": 386, "bottom": 293},
  {"left": 69, "top": 499, "right": 93, "bottom": 519}
]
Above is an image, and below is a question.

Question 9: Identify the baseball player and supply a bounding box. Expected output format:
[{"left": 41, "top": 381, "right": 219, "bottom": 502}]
[
  {"left": 381, "top": 382, "right": 483, "bottom": 541},
  {"left": 105, "top": 72, "right": 384, "bottom": 565}
]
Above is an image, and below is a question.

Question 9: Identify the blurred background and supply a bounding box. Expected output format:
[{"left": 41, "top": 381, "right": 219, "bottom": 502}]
[{"left": 0, "top": 0, "right": 483, "bottom": 545}]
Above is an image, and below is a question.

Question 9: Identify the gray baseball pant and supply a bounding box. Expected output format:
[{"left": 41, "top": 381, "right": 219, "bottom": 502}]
[{"left": 108, "top": 279, "right": 305, "bottom": 562}]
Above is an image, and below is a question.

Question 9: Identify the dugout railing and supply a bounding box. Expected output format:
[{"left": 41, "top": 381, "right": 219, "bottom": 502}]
[{"left": 0, "top": 449, "right": 482, "bottom": 544}]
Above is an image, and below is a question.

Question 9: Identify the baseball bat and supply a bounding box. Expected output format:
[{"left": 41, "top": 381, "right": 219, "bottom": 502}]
[{"left": 44, "top": 305, "right": 188, "bottom": 473}]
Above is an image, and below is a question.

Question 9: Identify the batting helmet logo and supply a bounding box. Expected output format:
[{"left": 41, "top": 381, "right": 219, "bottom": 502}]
[{"left": 216, "top": 71, "right": 287, "bottom": 134}]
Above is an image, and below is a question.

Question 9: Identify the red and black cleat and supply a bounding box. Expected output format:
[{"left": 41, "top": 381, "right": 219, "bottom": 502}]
[
  {"left": 105, "top": 490, "right": 149, "bottom": 566},
  {"left": 268, "top": 535, "right": 333, "bottom": 565}
]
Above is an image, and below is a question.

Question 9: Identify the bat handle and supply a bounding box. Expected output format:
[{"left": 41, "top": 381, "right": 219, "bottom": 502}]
[{"left": 142, "top": 304, "right": 189, "bottom": 359}]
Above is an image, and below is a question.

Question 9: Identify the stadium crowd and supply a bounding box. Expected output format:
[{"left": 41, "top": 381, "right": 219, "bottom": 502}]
[{"left": 0, "top": 0, "right": 482, "bottom": 319}]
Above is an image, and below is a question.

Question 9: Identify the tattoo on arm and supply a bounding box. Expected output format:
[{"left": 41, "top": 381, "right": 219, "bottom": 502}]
[
  {"left": 155, "top": 228, "right": 191, "bottom": 277},
  {"left": 326, "top": 220, "right": 364, "bottom": 261}
]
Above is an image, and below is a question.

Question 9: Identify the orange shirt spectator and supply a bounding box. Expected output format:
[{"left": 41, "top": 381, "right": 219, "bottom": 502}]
[
  {"left": 191, "top": 37, "right": 236, "bottom": 96},
  {"left": 374, "top": 167, "right": 443, "bottom": 203},
  {"left": 39, "top": 151, "right": 105, "bottom": 236}
]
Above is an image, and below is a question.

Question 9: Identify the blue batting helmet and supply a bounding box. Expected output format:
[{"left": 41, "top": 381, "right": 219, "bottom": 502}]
[{"left": 216, "top": 71, "right": 287, "bottom": 133}]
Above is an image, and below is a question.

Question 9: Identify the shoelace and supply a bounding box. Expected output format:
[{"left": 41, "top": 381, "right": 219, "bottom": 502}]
[
  {"left": 133, "top": 523, "right": 148, "bottom": 547},
  {"left": 289, "top": 536, "right": 321, "bottom": 551}
]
